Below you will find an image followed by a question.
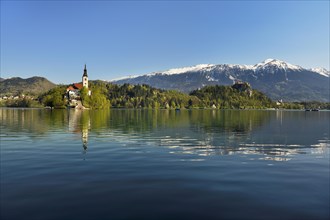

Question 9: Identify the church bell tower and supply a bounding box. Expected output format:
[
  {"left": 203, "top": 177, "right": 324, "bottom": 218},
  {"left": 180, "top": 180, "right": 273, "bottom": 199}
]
[{"left": 82, "top": 64, "right": 88, "bottom": 89}]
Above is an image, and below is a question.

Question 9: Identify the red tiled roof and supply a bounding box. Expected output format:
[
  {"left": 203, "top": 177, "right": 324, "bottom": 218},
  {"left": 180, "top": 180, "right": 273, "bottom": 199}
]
[
  {"left": 67, "top": 86, "right": 75, "bottom": 91},
  {"left": 73, "top": 83, "right": 83, "bottom": 89},
  {"left": 67, "top": 83, "right": 83, "bottom": 91}
]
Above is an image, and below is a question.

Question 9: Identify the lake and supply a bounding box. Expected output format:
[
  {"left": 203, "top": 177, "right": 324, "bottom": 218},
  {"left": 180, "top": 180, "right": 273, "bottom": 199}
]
[{"left": 0, "top": 108, "right": 329, "bottom": 220}]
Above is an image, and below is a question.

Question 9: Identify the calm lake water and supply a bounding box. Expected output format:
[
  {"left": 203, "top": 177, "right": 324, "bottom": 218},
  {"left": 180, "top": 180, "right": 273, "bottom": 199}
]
[{"left": 0, "top": 108, "right": 329, "bottom": 220}]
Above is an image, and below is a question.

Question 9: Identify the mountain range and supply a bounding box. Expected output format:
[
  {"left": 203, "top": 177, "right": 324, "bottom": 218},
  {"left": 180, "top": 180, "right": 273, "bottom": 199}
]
[
  {"left": 113, "top": 59, "right": 329, "bottom": 102},
  {"left": 1, "top": 59, "right": 329, "bottom": 102}
]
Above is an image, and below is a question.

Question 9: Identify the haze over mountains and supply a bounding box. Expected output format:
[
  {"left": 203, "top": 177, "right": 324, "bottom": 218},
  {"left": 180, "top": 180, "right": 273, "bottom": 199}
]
[{"left": 113, "top": 59, "right": 329, "bottom": 102}]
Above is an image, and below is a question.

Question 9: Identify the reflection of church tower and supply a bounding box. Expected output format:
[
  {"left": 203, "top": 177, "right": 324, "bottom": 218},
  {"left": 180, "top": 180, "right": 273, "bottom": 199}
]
[
  {"left": 82, "top": 64, "right": 88, "bottom": 89},
  {"left": 68, "top": 109, "right": 90, "bottom": 153},
  {"left": 82, "top": 126, "right": 89, "bottom": 151}
]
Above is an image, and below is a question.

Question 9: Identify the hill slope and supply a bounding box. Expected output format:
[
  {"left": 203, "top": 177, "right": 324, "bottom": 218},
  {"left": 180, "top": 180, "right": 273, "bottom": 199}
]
[{"left": 0, "top": 76, "right": 57, "bottom": 96}]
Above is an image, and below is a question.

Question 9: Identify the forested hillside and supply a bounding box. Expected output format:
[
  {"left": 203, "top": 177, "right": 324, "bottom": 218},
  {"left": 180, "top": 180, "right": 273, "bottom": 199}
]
[
  {"left": 0, "top": 76, "right": 56, "bottom": 96},
  {"left": 190, "top": 84, "right": 274, "bottom": 109},
  {"left": 3, "top": 80, "right": 329, "bottom": 109},
  {"left": 86, "top": 82, "right": 275, "bottom": 109}
]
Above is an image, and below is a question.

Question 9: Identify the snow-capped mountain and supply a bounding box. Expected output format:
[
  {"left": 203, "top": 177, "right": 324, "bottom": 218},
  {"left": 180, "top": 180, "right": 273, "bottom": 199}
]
[
  {"left": 148, "top": 64, "right": 216, "bottom": 76},
  {"left": 253, "top": 59, "right": 304, "bottom": 72},
  {"left": 113, "top": 59, "right": 329, "bottom": 102},
  {"left": 310, "top": 67, "right": 330, "bottom": 77}
]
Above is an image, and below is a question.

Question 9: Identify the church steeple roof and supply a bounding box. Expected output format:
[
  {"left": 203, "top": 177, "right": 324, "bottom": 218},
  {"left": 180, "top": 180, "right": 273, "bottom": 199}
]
[{"left": 83, "top": 64, "right": 88, "bottom": 77}]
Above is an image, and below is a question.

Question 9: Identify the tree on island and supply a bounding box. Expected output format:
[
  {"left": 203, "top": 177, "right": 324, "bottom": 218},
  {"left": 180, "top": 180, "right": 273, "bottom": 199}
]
[
  {"left": 80, "top": 83, "right": 110, "bottom": 109},
  {"left": 41, "top": 86, "right": 67, "bottom": 109}
]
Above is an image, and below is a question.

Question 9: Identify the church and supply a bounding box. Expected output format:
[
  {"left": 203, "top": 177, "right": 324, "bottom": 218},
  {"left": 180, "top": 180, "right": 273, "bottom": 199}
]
[{"left": 66, "top": 65, "right": 91, "bottom": 106}]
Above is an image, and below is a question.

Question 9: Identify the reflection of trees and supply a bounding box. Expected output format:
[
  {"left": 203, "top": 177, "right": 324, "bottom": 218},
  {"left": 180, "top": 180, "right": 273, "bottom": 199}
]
[
  {"left": 89, "top": 109, "right": 111, "bottom": 131},
  {"left": 108, "top": 110, "right": 168, "bottom": 133},
  {"left": 106, "top": 109, "right": 270, "bottom": 134},
  {"left": 162, "top": 110, "right": 329, "bottom": 161},
  {"left": 149, "top": 110, "right": 272, "bottom": 156},
  {"left": 0, "top": 108, "right": 69, "bottom": 135},
  {"left": 106, "top": 110, "right": 288, "bottom": 160},
  {"left": 188, "top": 110, "right": 272, "bottom": 133},
  {"left": 1, "top": 108, "right": 328, "bottom": 162}
]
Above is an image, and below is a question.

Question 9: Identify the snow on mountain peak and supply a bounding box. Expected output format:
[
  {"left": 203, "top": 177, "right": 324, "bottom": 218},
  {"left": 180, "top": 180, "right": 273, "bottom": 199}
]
[
  {"left": 220, "top": 64, "right": 254, "bottom": 70},
  {"left": 310, "top": 67, "right": 329, "bottom": 77},
  {"left": 253, "top": 58, "right": 303, "bottom": 71},
  {"left": 152, "top": 64, "right": 216, "bottom": 76}
]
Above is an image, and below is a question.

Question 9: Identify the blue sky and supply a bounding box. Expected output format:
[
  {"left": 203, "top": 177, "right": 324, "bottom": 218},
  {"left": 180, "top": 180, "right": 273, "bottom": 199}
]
[{"left": 1, "top": 0, "right": 329, "bottom": 84}]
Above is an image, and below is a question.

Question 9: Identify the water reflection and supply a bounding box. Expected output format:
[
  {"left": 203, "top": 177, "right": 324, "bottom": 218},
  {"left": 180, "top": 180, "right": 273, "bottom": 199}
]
[
  {"left": 68, "top": 109, "right": 90, "bottom": 152},
  {"left": 1, "top": 108, "right": 329, "bottom": 161}
]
